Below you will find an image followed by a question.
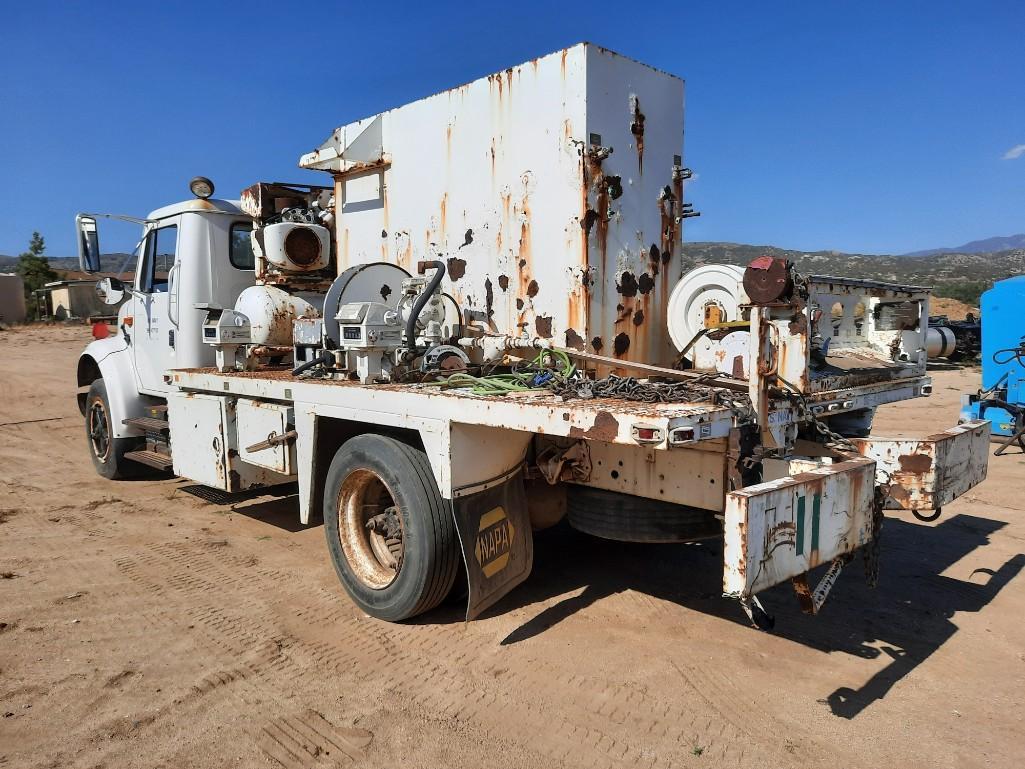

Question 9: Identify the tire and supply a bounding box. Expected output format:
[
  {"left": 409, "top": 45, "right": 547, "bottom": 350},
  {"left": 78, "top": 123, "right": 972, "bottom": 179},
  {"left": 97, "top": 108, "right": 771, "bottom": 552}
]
[
  {"left": 323, "top": 434, "right": 459, "bottom": 621},
  {"left": 84, "top": 378, "right": 139, "bottom": 480},
  {"left": 567, "top": 486, "right": 721, "bottom": 543}
]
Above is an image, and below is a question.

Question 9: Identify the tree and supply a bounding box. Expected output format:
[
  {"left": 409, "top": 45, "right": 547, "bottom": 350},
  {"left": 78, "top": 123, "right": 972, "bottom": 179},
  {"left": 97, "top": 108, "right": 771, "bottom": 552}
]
[{"left": 16, "top": 232, "right": 58, "bottom": 317}]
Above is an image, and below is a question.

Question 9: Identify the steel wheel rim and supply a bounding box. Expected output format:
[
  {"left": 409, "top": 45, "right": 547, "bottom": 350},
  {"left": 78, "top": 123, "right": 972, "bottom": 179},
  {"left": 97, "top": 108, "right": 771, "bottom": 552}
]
[
  {"left": 88, "top": 400, "right": 110, "bottom": 461},
  {"left": 336, "top": 468, "right": 404, "bottom": 590}
]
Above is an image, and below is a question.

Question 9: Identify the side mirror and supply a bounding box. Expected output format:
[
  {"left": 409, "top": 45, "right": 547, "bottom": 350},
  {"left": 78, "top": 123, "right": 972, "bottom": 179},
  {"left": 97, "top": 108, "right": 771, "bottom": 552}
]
[
  {"left": 95, "top": 277, "right": 125, "bottom": 306},
  {"left": 76, "top": 214, "right": 101, "bottom": 272}
]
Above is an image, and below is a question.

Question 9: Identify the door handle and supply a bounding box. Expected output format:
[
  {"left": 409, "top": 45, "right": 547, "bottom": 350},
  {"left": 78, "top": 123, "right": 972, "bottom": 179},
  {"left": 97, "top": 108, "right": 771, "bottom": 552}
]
[
  {"left": 168, "top": 262, "right": 180, "bottom": 326},
  {"left": 168, "top": 329, "right": 175, "bottom": 348}
]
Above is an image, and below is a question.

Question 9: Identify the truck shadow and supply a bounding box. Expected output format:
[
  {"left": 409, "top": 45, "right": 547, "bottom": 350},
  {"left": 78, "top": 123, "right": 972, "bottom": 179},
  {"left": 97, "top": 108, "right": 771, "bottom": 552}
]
[{"left": 493, "top": 513, "right": 1023, "bottom": 720}]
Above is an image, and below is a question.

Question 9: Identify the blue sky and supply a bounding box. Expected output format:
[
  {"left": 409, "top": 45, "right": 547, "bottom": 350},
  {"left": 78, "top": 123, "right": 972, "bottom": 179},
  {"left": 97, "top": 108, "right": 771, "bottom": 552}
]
[{"left": 0, "top": 0, "right": 1021, "bottom": 256}]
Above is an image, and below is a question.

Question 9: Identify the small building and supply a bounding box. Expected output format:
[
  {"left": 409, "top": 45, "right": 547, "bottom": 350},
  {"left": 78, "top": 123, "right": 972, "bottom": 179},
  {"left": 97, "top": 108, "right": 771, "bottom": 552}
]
[
  {"left": 35, "top": 278, "right": 124, "bottom": 321},
  {"left": 0, "top": 273, "right": 27, "bottom": 324}
]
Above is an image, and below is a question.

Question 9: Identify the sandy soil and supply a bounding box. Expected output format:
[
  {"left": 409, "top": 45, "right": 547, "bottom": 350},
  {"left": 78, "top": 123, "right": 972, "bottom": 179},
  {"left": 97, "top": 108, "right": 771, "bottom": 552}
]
[
  {"left": 1, "top": 324, "right": 1023, "bottom": 768},
  {"left": 930, "top": 297, "right": 979, "bottom": 320}
]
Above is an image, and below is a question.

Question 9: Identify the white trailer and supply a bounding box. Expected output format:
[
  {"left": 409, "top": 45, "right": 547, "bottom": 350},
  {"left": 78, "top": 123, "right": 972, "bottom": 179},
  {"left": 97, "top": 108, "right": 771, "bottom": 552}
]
[{"left": 74, "top": 44, "right": 989, "bottom": 625}]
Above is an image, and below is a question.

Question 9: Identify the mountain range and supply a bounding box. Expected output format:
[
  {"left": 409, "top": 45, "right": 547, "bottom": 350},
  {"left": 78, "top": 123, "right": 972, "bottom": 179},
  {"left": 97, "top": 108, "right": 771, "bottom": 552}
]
[{"left": 903, "top": 233, "right": 1025, "bottom": 257}]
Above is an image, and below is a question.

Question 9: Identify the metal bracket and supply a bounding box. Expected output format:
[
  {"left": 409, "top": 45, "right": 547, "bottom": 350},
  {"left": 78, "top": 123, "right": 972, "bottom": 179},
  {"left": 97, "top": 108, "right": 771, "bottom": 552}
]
[{"left": 791, "top": 557, "right": 846, "bottom": 614}]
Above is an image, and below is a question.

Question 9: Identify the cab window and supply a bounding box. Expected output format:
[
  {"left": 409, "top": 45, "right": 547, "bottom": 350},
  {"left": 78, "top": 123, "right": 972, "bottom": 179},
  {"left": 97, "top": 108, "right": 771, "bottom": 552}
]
[
  {"left": 230, "top": 222, "right": 255, "bottom": 269},
  {"left": 141, "top": 224, "right": 178, "bottom": 293}
]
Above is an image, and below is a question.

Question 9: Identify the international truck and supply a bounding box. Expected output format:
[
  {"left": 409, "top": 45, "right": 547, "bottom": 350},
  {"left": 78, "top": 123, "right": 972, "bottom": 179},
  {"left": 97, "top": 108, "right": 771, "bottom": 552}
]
[{"left": 74, "top": 43, "right": 989, "bottom": 626}]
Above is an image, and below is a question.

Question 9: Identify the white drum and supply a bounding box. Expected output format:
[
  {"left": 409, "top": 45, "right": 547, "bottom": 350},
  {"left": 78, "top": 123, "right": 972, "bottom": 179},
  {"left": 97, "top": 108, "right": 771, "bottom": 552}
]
[{"left": 666, "top": 264, "right": 748, "bottom": 351}]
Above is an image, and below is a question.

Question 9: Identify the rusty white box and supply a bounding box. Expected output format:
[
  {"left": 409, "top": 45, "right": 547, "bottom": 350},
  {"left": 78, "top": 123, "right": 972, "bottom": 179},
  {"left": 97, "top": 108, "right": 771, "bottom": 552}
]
[{"left": 301, "top": 43, "right": 687, "bottom": 366}]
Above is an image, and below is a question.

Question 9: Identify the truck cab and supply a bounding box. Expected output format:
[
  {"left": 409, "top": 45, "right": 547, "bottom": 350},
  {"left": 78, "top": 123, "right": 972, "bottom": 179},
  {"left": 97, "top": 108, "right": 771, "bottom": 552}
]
[{"left": 75, "top": 188, "right": 256, "bottom": 477}]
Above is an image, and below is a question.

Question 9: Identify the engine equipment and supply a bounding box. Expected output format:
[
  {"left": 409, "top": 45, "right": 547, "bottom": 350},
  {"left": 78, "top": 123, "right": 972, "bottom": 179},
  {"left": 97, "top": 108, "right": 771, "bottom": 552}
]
[
  {"left": 300, "top": 260, "right": 463, "bottom": 383},
  {"left": 261, "top": 222, "right": 331, "bottom": 272},
  {"left": 202, "top": 308, "right": 252, "bottom": 372}
]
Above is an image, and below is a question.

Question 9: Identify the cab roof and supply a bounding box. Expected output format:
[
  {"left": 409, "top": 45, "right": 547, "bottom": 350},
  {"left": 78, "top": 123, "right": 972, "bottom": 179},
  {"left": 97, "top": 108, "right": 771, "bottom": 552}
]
[{"left": 146, "top": 198, "right": 246, "bottom": 221}]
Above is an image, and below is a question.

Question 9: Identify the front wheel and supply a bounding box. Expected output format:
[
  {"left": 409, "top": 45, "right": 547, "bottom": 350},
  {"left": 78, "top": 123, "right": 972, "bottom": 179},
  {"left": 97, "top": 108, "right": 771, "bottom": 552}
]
[
  {"left": 84, "top": 378, "right": 138, "bottom": 480},
  {"left": 323, "top": 434, "right": 459, "bottom": 621}
]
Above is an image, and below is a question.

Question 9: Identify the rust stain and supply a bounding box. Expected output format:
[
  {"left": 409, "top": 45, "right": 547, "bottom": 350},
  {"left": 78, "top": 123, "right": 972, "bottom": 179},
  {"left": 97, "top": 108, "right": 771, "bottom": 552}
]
[
  {"left": 565, "top": 328, "right": 585, "bottom": 350},
  {"left": 630, "top": 95, "right": 645, "bottom": 174},
  {"left": 632, "top": 309, "right": 645, "bottom": 326},
  {"left": 526, "top": 279, "right": 539, "bottom": 298},
  {"left": 613, "top": 332, "right": 630, "bottom": 357},
  {"left": 616, "top": 271, "right": 638, "bottom": 297},
  {"left": 568, "top": 411, "right": 619, "bottom": 442},
  {"left": 535, "top": 315, "right": 553, "bottom": 339},
  {"left": 440, "top": 193, "right": 448, "bottom": 239},
  {"left": 447, "top": 257, "right": 467, "bottom": 281},
  {"left": 659, "top": 187, "right": 677, "bottom": 262},
  {"left": 591, "top": 336, "right": 604, "bottom": 353},
  {"left": 497, "top": 274, "right": 510, "bottom": 291},
  {"left": 484, "top": 278, "right": 495, "bottom": 319},
  {"left": 638, "top": 272, "right": 655, "bottom": 295},
  {"left": 898, "top": 453, "right": 933, "bottom": 474}
]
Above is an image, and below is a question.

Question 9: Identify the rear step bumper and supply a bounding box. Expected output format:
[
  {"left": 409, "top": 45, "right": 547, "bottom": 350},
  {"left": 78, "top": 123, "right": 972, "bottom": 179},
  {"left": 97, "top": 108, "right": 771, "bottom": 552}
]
[{"left": 723, "top": 420, "right": 990, "bottom": 615}]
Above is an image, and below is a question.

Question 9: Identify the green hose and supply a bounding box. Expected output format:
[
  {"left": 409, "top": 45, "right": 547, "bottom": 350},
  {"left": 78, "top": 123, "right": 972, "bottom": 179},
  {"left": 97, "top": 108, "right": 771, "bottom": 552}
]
[{"left": 429, "top": 349, "right": 576, "bottom": 396}]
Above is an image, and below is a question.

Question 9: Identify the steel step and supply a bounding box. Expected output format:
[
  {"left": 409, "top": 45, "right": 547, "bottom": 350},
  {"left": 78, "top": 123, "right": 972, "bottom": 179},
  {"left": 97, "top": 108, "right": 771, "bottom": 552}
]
[
  {"left": 124, "top": 449, "right": 174, "bottom": 471},
  {"left": 123, "top": 416, "right": 169, "bottom": 433}
]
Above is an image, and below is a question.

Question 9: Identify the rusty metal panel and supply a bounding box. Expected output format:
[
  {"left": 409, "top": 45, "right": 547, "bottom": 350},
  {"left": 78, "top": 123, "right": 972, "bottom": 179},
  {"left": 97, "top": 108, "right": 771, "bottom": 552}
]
[
  {"left": 723, "top": 459, "right": 876, "bottom": 598},
  {"left": 851, "top": 419, "right": 990, "bottom": 510},
  {"left": 808, "top": 277, "right": 929, "bottom": 393},
  {"left": 237, "top": 399, "right": 294, "bottom": 474},
  {"left": 300, "top": 43, "right": 685, "bottom": 366},
  {"left": 544, "top": 437, "right": 727, "bottom": 512},
  {"left": 167, "top": 392, "right": 231, "bottom": 490}
]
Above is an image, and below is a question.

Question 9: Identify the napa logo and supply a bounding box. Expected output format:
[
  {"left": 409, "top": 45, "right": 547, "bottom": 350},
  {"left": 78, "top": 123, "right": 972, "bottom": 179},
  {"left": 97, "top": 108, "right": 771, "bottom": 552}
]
[{"left": 474, "top": 506, "right": 515, "bottom": 578}]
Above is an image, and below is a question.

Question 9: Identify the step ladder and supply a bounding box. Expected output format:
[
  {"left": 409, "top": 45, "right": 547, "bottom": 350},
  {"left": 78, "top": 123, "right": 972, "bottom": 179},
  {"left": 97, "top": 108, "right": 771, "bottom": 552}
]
[{"left": 123, "top": 405, "right": 173, "bottom": 472}]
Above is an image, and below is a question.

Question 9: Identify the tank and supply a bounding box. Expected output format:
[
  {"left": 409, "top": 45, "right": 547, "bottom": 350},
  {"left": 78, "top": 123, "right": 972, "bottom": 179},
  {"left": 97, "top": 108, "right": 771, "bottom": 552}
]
[
  {"left": 235, "top": 285, "right": 324, "bottom": 346},
  {"left": 300, "top": 43, "right": 689, "bottom": 366}
]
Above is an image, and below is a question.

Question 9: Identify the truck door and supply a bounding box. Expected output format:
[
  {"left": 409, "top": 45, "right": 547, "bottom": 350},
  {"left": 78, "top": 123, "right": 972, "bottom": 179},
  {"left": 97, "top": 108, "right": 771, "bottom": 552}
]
[{"left": 134, "top": 218, "right": 180, "bottom": 394}]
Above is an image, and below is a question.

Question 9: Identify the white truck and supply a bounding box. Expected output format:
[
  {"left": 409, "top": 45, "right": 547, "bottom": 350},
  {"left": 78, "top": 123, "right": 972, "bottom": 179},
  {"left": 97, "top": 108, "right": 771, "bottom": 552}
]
[{"left": 74, "top": 44, "right": 989, "bottom": 626}]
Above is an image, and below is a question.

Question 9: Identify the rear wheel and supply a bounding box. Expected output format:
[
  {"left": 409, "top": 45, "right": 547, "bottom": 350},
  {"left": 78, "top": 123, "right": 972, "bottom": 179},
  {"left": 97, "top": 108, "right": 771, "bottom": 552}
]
[
  {"left": 84, "top": 379, "right": 138, "bottom": 480},
  {"left": 323, "top": 434, "right": 459, "bottom": 621}
]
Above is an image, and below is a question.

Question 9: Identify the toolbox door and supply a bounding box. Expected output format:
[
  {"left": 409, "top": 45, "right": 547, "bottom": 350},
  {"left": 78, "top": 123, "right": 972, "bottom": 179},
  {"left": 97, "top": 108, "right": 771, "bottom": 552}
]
[{"left": 723, "top": 459, "right": 876, "bottom": 599}]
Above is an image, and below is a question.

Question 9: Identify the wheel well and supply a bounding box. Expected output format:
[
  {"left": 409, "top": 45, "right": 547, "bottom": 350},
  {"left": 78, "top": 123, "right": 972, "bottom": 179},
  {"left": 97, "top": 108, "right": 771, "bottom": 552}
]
[
  {"left": 77, "top": 356, "right": 102, "bottom": 415},
  {"left": 309, "top": 418, "right": 425, "bottom": 522}
]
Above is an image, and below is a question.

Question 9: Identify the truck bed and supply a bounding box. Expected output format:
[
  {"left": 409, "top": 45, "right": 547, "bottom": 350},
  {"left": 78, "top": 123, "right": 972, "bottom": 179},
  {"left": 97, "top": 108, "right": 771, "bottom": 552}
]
[
  {"left": 169, "top": 364, "right": 930, "bottom": 451},
  {"left": 171, "top": 366, "right": 737, "bottom": 450}
]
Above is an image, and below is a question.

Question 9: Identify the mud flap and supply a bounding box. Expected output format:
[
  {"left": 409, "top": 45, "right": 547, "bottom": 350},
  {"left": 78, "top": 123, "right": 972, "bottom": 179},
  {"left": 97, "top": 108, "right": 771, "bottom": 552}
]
[{"left": 451, "top": 465, "right": 533, "bottom": 620}]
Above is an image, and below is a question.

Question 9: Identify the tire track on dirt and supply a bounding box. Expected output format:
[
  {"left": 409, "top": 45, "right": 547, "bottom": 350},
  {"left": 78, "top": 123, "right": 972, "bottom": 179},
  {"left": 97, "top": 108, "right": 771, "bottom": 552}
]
[{"left": 113, "top": 538, "right": 799, "bottom": 768}]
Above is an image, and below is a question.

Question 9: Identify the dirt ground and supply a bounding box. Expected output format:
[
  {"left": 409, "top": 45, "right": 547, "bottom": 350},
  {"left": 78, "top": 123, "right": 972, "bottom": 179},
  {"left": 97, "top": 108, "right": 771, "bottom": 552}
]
[{"left": 1, "top": 324, "right": 1023, "bottom": 769}]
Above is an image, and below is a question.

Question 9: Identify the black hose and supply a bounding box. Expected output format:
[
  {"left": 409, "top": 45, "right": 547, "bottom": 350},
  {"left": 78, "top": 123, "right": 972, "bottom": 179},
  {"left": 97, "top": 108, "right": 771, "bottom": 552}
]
[
  {"left": 292, "top": 350, "right": 333, "bottom": 377},
  {"left": 404, "top": 260, "right": 446, "bottom": 357}
]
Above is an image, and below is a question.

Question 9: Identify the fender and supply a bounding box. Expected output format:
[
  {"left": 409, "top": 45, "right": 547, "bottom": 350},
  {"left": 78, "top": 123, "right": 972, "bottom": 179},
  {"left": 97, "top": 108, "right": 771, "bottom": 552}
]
[{"left": 77, "top": 336, "right": 151, "bottom": 439}]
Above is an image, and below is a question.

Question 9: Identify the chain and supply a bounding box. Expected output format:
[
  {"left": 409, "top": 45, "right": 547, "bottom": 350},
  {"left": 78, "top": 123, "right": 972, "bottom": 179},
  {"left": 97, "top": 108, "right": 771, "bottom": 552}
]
[
  {"left": 546, "top": 373, "right": 754, "bottom": 414},
  {"left": 863, "top": 478, "right": 888, "bottom": 587}
]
